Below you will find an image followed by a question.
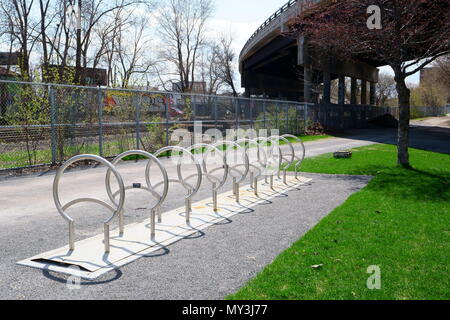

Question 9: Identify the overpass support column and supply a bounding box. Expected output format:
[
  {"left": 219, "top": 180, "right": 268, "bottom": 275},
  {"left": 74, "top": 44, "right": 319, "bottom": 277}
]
[
  {"left": 323, "top": 71, "right": 331, "bottom": 104},
  {"left": 361, "top": 80, "right": 367, "bottom": 105},
  {"left": 370, "top": 82, "right": 376, "bottom": 105},
  {"left": 304, "top": 67, "right": 312, "bottom": 103},
  {"left": 338, "top": 75, "right": 345, "bottom": 106},
  {"left": 350, "top": 78, "right": 357, "bottom": 104}
]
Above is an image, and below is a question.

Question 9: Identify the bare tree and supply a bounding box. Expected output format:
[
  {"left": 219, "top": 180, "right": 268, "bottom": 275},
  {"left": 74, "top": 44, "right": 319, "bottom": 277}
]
[
  {"left": 198, "top": 41, "right": 222, "bottom": 95},
  {"left": 157, "top": 0, "right": 214, "bottom": 92},
  {"left": 115, "top": 15, "right": 155, "bottom": 88},
  {"left": 376, "top": 73, "right": 397, "bottom": 107},
  {"left": 214, "top": 36, "right": 238, "bottom": 96},
  {"left": 0, "top": 0, "right": 39, "bottom": 80},
  {"left": 62, "top": 0, "right": 148, "bottom": 84}
]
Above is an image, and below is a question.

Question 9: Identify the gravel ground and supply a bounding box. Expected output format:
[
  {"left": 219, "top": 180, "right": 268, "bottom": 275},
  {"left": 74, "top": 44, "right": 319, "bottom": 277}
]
[{"left": 0, "top": 172, "right": 371, "bottom": 300}]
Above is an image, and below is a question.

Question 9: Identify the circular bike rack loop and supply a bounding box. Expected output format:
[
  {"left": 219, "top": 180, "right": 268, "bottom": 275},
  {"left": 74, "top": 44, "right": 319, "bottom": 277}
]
[
  {"left": 188, "top": 143, "right": 228, "bottom": 211},
  {"left": 282, "top": 134, "right": 306, "bottom": 180},
  {"left": 53, "top": 154, "right": 126, "bottom": 253},
  {"left": 269, "top": 135, "right": 295, "bottom": 184},
  {"left": 153, "top": 146, "right": 202, "bottom": 230},
  {"left": 236, "top": 138, "right": 267, "bottom": 196},
  {"left": 105, "top": 150, "right": 169, "bottom": 238},
  {"left": 254, "top": 136, "right": 281, "bottom": 189},
  {"left": 213, "top": 140, "right": 249, "bottom": 203}
]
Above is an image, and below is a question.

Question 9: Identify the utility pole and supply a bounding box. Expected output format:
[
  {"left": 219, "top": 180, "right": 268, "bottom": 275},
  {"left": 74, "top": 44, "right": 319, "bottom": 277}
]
[{"left": 75, "top": 0, "right": 82, "bottom": 84}]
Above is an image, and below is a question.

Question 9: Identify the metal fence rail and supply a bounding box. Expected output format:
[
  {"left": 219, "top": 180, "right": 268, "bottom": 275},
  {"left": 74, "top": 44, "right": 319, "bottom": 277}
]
[{"left": 0, "top": 79, "right": 446, "bottom": 171}]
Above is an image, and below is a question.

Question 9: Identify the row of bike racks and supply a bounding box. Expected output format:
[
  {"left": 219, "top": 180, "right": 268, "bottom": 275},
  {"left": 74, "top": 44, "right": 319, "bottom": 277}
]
[{"left": 52, "top": 135, "right": 306, "bottom": 253}]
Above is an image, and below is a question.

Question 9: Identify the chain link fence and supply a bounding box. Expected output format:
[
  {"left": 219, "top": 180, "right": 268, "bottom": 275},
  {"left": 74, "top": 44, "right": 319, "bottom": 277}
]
[
  {"left": 0, "top": 79, "right": 447, "bottom": 171},
  {"left": 0, "top": 80, "right": 310, "bottom": 170}
]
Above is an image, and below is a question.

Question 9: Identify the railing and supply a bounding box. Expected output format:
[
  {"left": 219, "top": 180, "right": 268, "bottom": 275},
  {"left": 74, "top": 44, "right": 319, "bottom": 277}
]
[{"left": 240, "top": 0, "right": 298, "bottom": 58}]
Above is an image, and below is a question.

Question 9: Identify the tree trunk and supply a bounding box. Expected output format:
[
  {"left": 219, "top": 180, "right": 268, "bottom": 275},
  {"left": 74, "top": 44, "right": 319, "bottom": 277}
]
[{"left": 395, "top": 75, "right": 411, "bottom": 167}]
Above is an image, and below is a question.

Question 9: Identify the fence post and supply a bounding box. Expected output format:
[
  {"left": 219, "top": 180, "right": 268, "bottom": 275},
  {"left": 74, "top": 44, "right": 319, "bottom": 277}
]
[
  {"left": 165, "top": 94, "right": 170, "bottom": 147},
  {"left": 249, "top": 100, "right": 253, "bottom": 130},
  {"left": 275, "top": 103, "right": 279, "bottom": 131},
  {"left": 49, "top": 84, "right": 57, "bottom": 164},
  {"left": 304, "top": 103, "right": 308, "bottom": 134},
  {"left": 214, "top": 96, "right": 218, "bottom": 131},
  {"left": 235, "top": 97, "right": 239, "bottom": 130},
  {"left": 263, "top": 100, "right": 267, "bottom": 130},
  {"left": 135, "top": 92, "right": 141, "bottom": 150},
  {"left": 285, "top": 103, "right": 289, "bottom": 135},
  {"left": 192, "top": 94, "right": 197, "bottom": 145},
  {"left": 97, "top": 87, "right": 104, "bottom": 157}
]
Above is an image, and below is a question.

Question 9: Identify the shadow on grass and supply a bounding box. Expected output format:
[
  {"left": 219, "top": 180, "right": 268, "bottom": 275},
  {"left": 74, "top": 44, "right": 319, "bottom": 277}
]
[{"left": 367, "top": 167, "right": 450, "bottom": 203}]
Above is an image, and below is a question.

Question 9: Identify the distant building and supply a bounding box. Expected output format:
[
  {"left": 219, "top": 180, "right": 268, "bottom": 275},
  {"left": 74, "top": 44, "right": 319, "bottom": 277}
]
[
  {"left": 44, "top": 64, "right": 107, "bottom": 86},
  {"left": 0, "top": 66, "right": 20, "bottom": 80},
  {"left": 172, "top": 81, "right": 206, "bottom": 94}
]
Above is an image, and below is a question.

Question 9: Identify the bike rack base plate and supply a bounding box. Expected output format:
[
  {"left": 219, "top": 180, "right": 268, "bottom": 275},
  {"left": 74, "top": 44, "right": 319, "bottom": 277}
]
[{"left": 17, "top": 176, "right": 311, "bottom": 280}]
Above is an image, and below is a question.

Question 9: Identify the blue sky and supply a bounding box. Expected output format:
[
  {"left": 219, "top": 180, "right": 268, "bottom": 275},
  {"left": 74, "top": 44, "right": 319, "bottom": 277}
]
[{"left": 213, "top": 0, "right": 420, "bottom": 85}]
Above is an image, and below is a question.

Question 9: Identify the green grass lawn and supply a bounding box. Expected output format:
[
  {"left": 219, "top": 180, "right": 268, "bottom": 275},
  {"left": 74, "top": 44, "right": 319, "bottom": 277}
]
[{"left": 228, "top": 144, "right": 449, "bottom": 300}]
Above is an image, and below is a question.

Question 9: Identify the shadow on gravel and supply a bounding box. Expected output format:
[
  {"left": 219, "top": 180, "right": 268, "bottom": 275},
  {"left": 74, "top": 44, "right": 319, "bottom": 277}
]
[{"left": 43, "top": 268, "right": 122, "bottom": 285}]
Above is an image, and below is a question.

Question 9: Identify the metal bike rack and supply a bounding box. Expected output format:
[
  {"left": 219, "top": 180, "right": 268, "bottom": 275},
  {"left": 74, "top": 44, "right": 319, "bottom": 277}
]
[
  {"left": 153, "top": 146, "right": 202, "bottom": 228},
  {"left": 254, "top": 136, "right": 281, "bottom": 189},
  {"left": 236, "top": 138, "right": 267, "bottom": 196},
  {"left": 105, "top": 150, "right": 169, "bottom": 239},
  {"left": 53, "top": 154, "right": 126, "bottom": 253},
  {"left": 21, "top": 140, "right": 311, "bottom": 280},
  {"left": 282, "top": 134, "right": 306, "bottom": 180},
  {"left": 188, "top": 143, "right": 228, "bottom": 211},
  {"left": 269, "top": 135, "right": 295, "bottom": 184},
  {"left": 213, "top": 141, "right": 249, "bottom": 203}
]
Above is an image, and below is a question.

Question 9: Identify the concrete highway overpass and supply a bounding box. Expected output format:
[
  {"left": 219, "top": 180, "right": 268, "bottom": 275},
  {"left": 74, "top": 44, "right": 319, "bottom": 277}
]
[{"left": 239, "top": 0, "right": 381, "bottom": 105}]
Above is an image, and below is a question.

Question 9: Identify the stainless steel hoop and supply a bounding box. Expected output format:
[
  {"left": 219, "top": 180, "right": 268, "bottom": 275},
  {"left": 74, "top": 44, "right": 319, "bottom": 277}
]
[
  {"left": 53, "top": 154, "right": 125, "bottom": 253},
  {"left": 282, "top": 134, "right": 306, "bottom": 179},
  {"left": 188, "top": 143, "right": 228, "bottom": 211},
  {"left": 269, "top": 135, "right": 295, "bottom": 184},
  {"left": 254, "top": 136, "right": 281, "bottom": 189},
  {"left": 213, "top": 140, "right": 249, "bottom": 203},
  {"left": 236, "top": 138, "right": 267, "bottom": 196},
  {"left": 105, "top": 150, "right": 169, "bottom": 238},
  {"left": 153, "top": 146, "right": 202, "bottom": 227}
]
